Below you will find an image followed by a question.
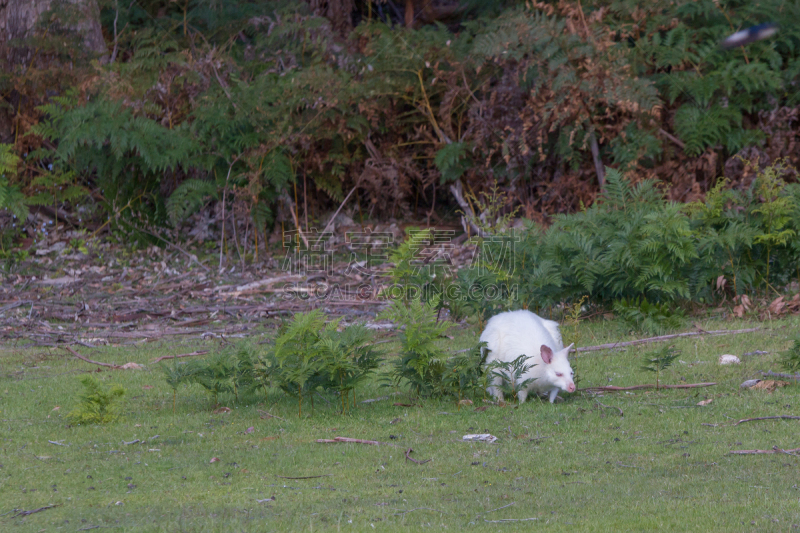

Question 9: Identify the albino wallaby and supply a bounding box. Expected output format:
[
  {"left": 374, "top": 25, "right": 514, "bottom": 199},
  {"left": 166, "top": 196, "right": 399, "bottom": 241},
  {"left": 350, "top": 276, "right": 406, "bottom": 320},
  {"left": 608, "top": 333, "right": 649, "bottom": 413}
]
[{"left": 480, "top": 310, "right": 575, "bottom": 403}]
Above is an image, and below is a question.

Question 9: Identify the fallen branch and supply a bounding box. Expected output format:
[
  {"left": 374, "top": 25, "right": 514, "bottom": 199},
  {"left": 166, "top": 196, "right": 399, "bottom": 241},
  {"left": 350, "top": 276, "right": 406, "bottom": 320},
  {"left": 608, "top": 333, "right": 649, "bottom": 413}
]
[
  {"left": 734, "top": 415, "right": 800, "bottom": 426},
  {"left": 405, "top": 447, "right": 431, "bottom": 465},
  {"left": 484, "top": 517, "right": 538, "bottom": 523},
  {"left": 761, "top": 371, "right": 800, "bottom": 382},
  {"left": 577, "top": 328, "right": 761, "bottom": 353},
  {"left": 449, "top": 179, "right": 489, "bottom": 238},
  {"left": 12, "top": 504, "right": 60, "bottom": 517},
  {"left": 595, "top": 401, "right": 623, "bottom": 417},
  {"left": 276, "top": 474, "right": 331, "bottom": 480},
  {"left": 315, "top": 179, "right": 361, "bottom": 247},
  {"left": 658, "top": 127, "right": 686, "bottom": 149},
  {"left": 318, "top": 436, "right": 382, "bottom": 446},
  {"left": 394, "top": 507, "right": 447, "bottom": 516},
  {"left": 151, "top": 350, "right": 209, "bottom": 363},
  {"left": 578, "top": 382, "right": 717, "bottom": 392},
  {"left": 316, "top": 436, "right": 407, "bottom": 450},
  {"left": 729, "top": 446, "right": 800, "bottom": 455},
  {"left": 64, "top": 346, "right": 124, "bottom": 369},
  {"left": 257, "top": 410, "right": 286, "bottom": 421}
]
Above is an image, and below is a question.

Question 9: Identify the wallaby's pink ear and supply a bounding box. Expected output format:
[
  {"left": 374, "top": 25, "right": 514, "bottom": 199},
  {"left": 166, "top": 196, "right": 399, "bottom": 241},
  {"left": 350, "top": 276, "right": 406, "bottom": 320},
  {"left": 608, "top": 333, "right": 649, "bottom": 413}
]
[
  {"left": 566, "top": 343, "right": 575, "bottom": 353},
  {"left": 540, "top": 345, "right": 553, "bottom": 364}
]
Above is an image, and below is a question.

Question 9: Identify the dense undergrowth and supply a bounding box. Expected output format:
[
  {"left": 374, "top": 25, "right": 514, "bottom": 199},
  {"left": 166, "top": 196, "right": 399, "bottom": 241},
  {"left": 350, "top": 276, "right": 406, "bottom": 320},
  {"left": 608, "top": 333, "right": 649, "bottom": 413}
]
[{"left": 1, "top": 0, "right": 800, "bottom": 251}]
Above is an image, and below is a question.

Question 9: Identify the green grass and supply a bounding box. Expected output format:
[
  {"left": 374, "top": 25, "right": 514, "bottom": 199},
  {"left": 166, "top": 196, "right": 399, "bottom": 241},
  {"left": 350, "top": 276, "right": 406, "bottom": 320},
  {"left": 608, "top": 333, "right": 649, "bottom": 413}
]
[{"left": 1, "top": 317, "right": 800, "bottom": 531}]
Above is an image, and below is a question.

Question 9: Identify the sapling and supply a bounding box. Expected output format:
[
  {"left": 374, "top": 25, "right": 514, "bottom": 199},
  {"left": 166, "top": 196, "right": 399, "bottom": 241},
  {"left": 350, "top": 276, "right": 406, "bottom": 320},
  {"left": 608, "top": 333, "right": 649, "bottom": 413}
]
[
  {"left": 161, "top": 360, "right": 198, "bottom": 415},
  {"left": 641, "top": 345, "right": 681, "bottom": 390}
]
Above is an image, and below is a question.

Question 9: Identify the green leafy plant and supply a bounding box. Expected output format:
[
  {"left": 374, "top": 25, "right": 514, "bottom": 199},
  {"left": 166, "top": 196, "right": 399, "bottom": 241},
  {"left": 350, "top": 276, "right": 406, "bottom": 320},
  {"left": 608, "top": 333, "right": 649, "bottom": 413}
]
[
  {"left": 316, "top": 323, "right": 381, "bottom": 414},
  {"left": 641, "top": 345, "right": 681, "bottom": 390},
  {"left": 751, "top": 159, "right": 797, "bottom": 295},
  {"left": 613, "top": 297, "right": 687, "bottom": 336},
  {"left": 66, "top": 376, "right": 126, "bottom": 425},
  {"left": 487, "top": 354, "right": 537, "bottom": 404},
  {"left": 439, "top": 341, "right": 486, "bottom": 405},
  {"left": 387, "top": 228, "right": 437, "bottom": 304},
  {"left": 780, "top": 339, "right": 800, "bottom": 375},
  {"left": 191, "top": 351, "right": 236, "bottom": 407},
  {"left": 269, "top": 310, "right": 329, "bottom": 417},
  {"left": 379, "top": 295, "right": 450, "bottom": 397},
  {"left": 161, "top": 360, "right": 200, "bottom": 415},
  {"left": 0, "top": 144, "right": 27, "bottom": 221}
]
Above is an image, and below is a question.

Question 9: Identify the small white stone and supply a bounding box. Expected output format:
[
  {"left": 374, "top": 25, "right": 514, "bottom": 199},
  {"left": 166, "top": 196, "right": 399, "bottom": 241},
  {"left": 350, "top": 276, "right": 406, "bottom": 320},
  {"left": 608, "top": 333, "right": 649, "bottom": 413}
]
[{"left": 719, "top": 354, "right": 741, "bottom": 365}]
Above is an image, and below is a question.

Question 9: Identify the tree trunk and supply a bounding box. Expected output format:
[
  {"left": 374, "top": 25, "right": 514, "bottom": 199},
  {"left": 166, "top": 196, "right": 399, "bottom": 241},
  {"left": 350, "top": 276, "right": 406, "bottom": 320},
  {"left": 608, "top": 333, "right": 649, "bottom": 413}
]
[
  {"left": 0, "top": 0, "right": 106, "bottom": 66},
  {"left": 0, "top": 0, "right": 105, "bottom": 142}
]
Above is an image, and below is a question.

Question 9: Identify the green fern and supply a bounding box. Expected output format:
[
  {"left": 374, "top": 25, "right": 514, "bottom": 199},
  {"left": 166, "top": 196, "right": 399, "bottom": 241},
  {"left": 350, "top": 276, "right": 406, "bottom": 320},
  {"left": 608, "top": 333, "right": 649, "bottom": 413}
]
[
  {"left": 641, "top": 345, "right": 681, "bottom": 390},
  {"left": 378, "top": 295, "right": 450, "bottom": 397},
  {"left": 66, "top": 376, "right": 126, "bottom": 425},
  {"left": 166, "top": 179, "right": 218, "bottom": 226},
  {"left": 435, "top": 142, "right": 471, "bottom": 184},
  {"left": 0, "top": 144, "right": 27, "bottom": 221}
]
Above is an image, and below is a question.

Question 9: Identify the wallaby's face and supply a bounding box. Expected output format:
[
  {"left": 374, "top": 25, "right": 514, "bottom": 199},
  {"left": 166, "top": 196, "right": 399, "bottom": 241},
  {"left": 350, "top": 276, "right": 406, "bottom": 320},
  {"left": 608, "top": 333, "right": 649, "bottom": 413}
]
[{"left": 539, "top": 344, "right": 576, "bottom": 393}]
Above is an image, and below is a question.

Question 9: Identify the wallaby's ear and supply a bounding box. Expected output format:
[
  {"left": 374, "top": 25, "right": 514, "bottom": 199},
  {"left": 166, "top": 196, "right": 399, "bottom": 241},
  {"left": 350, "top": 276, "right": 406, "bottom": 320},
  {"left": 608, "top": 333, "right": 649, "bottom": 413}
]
[
  {"left": 565, "top": 343, "right": 575, "bottom": 353},
  {"left": 540, "top": 345, "right": 553, "bottom": 364}
]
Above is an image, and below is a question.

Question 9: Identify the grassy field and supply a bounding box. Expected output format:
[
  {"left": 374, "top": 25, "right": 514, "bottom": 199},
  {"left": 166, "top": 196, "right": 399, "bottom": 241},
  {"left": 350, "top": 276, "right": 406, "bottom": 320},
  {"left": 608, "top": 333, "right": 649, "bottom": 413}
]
[{"left": 1, "top": 316, "right": 799, "bottom": 532}]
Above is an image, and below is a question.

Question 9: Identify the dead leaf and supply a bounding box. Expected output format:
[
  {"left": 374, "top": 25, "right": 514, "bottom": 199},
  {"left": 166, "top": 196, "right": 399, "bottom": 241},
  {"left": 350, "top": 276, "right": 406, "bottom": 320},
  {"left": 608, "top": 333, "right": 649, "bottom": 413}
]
[
  {"left": 716, "top": 275, "right": 727, "bottom": 292},
  {"left": 768, "top": 296, "right": 786, "bottom": 315},
  {"left": 733, "top": 305, "right": 745, "bottom": 318},
  {"left": 458, "top": 399, "right": 473, "bottom": 406},
  {"left": 210, "top": 457, "right": 220, "bottom": 463},
  {"left": 142, "top": 385, "right": 153, "bottom": 390},
  {"left": 212, "top": 407, "right": 231, "bottom": 414},
  {"left": 262, "top": 436, "right": 278, "bottom": 441},
  {"left": 245, "top": 426, "right": 254, "bottom": 434},
  {"left": 750, "top": 380, "right": 789, "bottom": 393},
  {"left": 474, "top": 406, "right": 488, "bottom": 412},
  {"left": 120, "top": 362, "right": 143, "bottom": 370},
  {"left": 52, "top": 406, "right": 60, "bottom": 411},
  {"left": 697, "top": 399, "right": 713, "bottom": 406}
]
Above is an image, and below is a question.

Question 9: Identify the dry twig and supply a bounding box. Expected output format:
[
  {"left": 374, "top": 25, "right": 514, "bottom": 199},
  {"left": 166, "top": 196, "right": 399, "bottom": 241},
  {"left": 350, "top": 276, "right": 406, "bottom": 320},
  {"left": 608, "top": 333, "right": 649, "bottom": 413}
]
[
  {"left": 276, "top": 474, "right": 331, "bottom": 480},
  {"left": 578, "top": 382, "right": 716, "bottom": 392},
  {"left": 734, "top": 415, "right": 800, "bottom": 426},
  {"left": 595, "top": 401, "right": 623, "bottom": 417},
  {"left": 577, "top": 328, "right": 761, "bottom": 353},
  {"left": 64, "top": 346, "right": 124, "bottom": 369},
  {"left": 729, "top": 446, "right": 800, "bottom": 456},
  {"left": 405, "top": 447, "right": 431, "bottom": 464},
  {"left": 151, "top": 350, "right": 209, "bottom": 363},
  {"left": 12, "top": 504, "right": 60, "bottom": 517}
]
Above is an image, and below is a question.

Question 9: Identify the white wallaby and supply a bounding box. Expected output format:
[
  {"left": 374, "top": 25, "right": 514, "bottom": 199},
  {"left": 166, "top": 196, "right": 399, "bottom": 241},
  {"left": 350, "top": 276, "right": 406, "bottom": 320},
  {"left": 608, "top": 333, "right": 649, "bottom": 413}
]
[{"left": 480, "top": 309, "right": 575, "bottom": 403}]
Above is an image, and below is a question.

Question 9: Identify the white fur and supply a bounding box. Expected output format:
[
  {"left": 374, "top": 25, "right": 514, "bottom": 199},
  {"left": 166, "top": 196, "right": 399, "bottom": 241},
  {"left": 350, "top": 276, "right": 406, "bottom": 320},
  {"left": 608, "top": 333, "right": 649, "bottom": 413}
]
[{"left": 480, "top": 310, "right": 575, "bottom": 403}]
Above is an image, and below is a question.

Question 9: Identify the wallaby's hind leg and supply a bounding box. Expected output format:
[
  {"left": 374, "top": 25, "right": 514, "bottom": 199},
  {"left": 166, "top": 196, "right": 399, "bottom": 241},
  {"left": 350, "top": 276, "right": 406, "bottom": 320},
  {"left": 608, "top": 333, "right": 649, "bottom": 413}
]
[
  {"left": 487, "top": 375, "right": 504, "bottom": 402},
  {"left": 517, "top": 390, "right": 528, "bottom": 404}
]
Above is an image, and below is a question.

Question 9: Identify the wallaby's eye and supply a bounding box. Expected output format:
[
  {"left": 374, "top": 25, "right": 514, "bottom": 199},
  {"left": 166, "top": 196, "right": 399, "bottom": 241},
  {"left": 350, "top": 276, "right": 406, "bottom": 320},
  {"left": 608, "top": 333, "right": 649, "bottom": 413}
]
[{"left": 555, "top": 372, "right": 564, "bottom": 377}]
